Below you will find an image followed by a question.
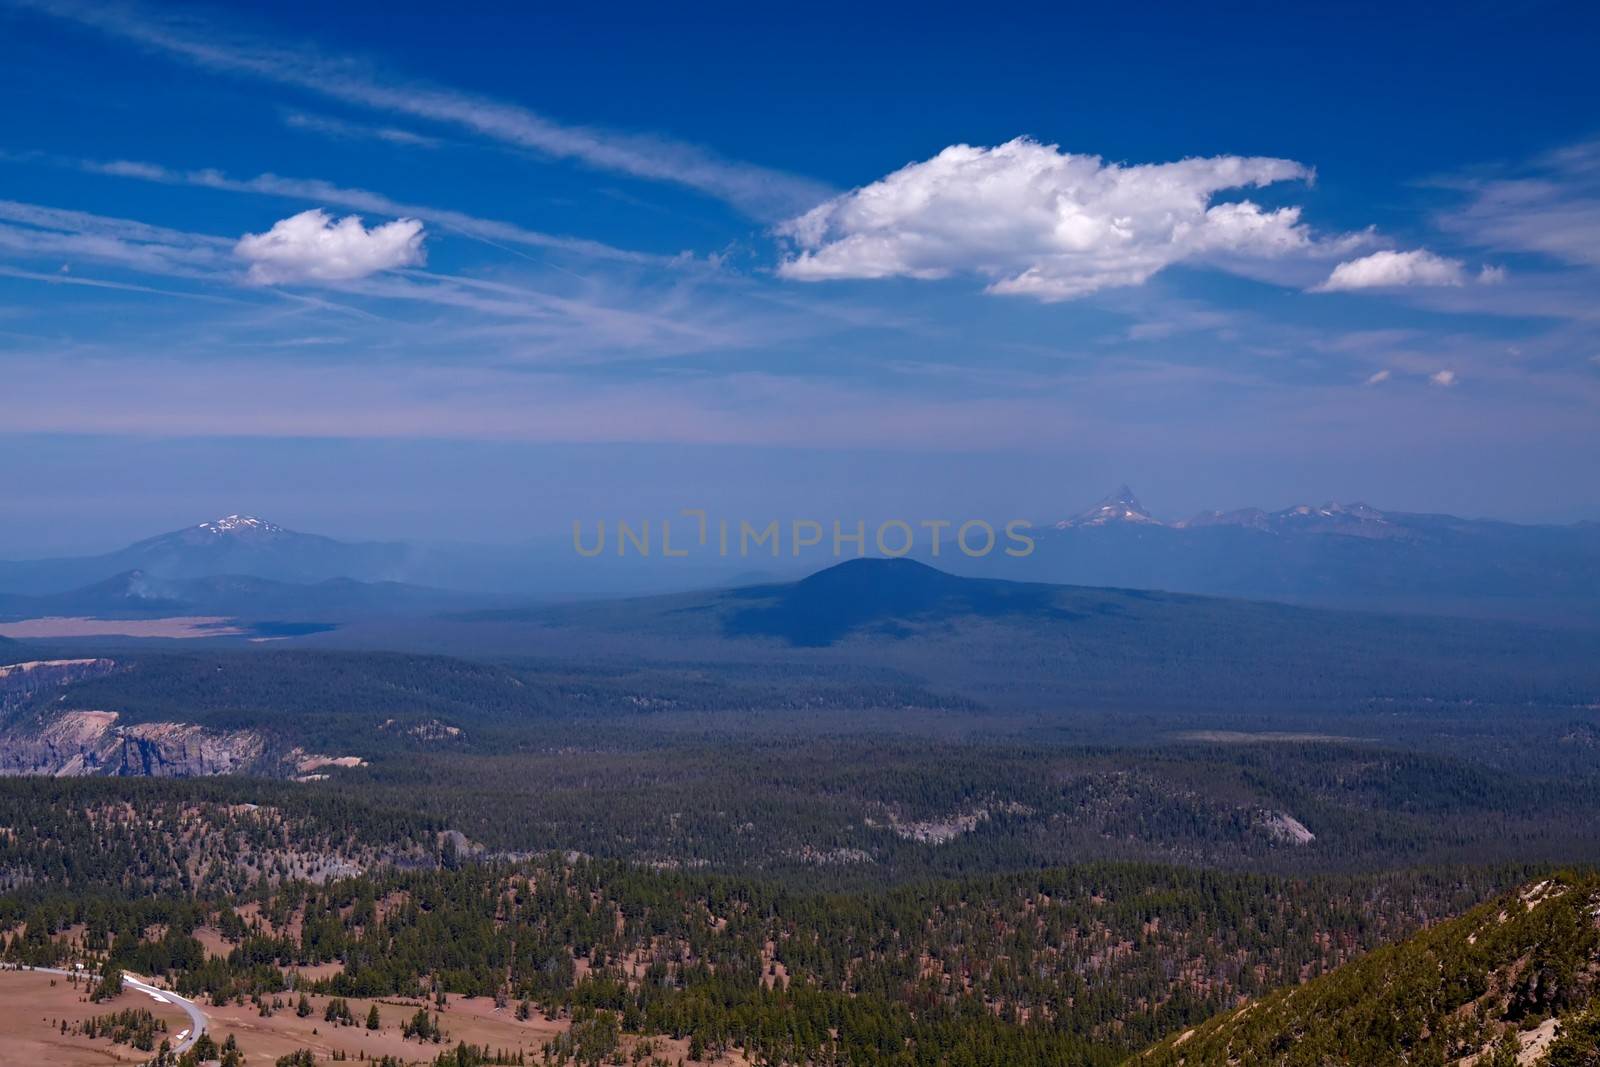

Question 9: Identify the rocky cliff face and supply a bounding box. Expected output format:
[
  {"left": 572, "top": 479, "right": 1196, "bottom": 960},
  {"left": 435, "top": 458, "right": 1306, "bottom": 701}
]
[
  {"left": 0, "top": 707, "right": 272, "bottom": 777},
  {"left": 0, "top": 658, "right": 119, "bottom": 710},
  {"left": 0, "top": 657, "right": 361, "bottom": 778}
]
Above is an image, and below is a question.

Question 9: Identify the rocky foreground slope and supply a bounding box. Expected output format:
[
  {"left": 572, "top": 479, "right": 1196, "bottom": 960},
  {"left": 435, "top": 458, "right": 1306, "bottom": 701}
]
[{"left": 1133, "top": 873, "right": 1600, "bottom": 1066}]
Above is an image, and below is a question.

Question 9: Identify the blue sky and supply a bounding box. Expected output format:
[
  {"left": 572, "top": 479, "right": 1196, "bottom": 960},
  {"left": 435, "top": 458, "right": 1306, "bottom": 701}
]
[{"left": 2, "top": 0, "right": 1598, "bottom": 553}]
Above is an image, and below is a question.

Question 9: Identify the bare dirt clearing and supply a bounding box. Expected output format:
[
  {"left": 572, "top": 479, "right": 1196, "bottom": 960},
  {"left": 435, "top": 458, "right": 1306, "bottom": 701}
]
[
  {"left": 0, "top": 616, "right": 243, "bottom": 639},
  {"left": 0, "top": 969, "right": 192, "bottom": 1065},
  {"left": 199, "top": 991, "right": 566, "bottom": 1064},
  {"left": 194, "top": 990, "right": 758, "bottom": 1065}
]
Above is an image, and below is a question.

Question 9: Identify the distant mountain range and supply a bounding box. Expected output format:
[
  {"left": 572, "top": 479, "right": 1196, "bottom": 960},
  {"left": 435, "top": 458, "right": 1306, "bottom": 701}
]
[
  {"left": 975, "top": 486, "right": 1600, "bottom": 623},
  {"left": 1, "top": 499, "right": 1597, "bottom": 623},
  {"left": 1054, "top": 483, "right": 1546, "bottom": 540}
]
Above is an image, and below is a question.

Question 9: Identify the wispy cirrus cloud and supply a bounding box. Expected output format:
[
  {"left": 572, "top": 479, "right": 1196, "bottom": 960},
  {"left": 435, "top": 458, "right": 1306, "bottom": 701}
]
[
  {"left": 5, "top": 350, "right": 1593, "bottom": 453},
  {"left": 0, "top": 264, "right": 241, "bottom": 302},
  {"left": 328, "top": 271, "right": 775, "bottom": 360},
  {"left": 1438, "top": 139, "right": 1600, "bottom": 268},
  {"left": 281, "top": 110, "right": 441, "bottom": 148},
  {"left": 0, "top": 196, "right": 799, "bottom": 359},
  {"left": 13, "top": 0, "right": 833, "bottom": 219},
  {"left": 0, "top": 199, "right": 229, "bottom": 250},
  {"left": 0, "top": 198, "right": 231, "bottom": 279},
  {"left": 77, "top": 156, "right": 666, "bottom": 265}
]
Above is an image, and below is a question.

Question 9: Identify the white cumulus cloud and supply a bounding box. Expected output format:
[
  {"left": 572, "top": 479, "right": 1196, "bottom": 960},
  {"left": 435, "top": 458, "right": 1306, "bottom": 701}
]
[
  {"left": 235, "top": 209, "right": 424, "bottom": 284},
  {"left": 1430, "top": 369, "right": 1458, "bottom": 387},
  {"left": 1364, "top": 369, "right": 1392, "bottom": 385},
  {"left": 1314, "top": 249, "right": 1467, "bottom": 292},
  {"left": 775, "top": 138, "right": 1321, "bottom": 301}
]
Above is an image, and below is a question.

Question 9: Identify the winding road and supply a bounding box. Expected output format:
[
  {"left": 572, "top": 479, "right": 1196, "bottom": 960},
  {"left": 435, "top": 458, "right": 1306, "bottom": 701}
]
[{"left": 7, "top": 964, "right": 209, "bottom": 1055}]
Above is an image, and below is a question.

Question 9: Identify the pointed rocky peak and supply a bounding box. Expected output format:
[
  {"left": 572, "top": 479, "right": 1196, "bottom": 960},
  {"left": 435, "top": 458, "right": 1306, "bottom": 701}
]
[
  {"left": 1108, "top": 484, "right": 1141, "bottom": 508},
  {"left": 1057, "top": 485, "right": 1164, "bottom": 528}
]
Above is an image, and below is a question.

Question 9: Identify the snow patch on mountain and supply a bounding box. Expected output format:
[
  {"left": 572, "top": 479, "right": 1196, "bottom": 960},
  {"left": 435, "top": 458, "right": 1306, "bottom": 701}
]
[
  {"left": 1057, "top": 485, "right": 1164, "bottom": 528},
  {"left": 197, "top": 515, "right": 284, "bottom": 536}
]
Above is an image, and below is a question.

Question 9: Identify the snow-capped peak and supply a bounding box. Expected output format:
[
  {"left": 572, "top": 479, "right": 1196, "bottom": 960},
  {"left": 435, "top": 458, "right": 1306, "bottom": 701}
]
[
  {"left": 1057, "top": 485, "right": 1164, "bottom": 528},
  {"left": 196, "top": 515, "right": 283, "bottom": 536}
]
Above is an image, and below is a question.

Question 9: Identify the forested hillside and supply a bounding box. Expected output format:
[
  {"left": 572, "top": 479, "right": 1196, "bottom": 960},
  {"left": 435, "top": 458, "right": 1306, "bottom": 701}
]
[
  {"left": 0, "top": 775, "right": 1534, "bottom": 1067},
  {"left": 7, "top": 645, "right": 1600, "bottom": 880},
  {"left": 1135, "top": 872, "right": 1600, "bottom": 1066}
]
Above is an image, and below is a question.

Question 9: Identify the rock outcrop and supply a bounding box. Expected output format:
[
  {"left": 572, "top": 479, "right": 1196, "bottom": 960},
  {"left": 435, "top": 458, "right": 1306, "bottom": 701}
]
[
  {"left": 0, "top": 708, "right": 271, "bottom": 777},
  {"left": 0, "top": 658, "right": 119, "bottom": 711},
  {"left": 0, "top": 656, "right": 362, "bottom": 778}
]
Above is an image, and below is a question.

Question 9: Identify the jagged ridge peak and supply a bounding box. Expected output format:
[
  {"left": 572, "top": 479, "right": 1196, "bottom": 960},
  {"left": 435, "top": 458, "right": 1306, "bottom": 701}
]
[
  {"left": 1176, "top": 500, "right": 1398, "bottom": 537},
  {"left": 1279, "top": 501, "right": 1388, "bottom": 521}
]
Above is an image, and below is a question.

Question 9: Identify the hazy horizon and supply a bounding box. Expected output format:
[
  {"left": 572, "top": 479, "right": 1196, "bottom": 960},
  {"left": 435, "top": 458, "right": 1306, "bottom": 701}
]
[{"left": 3, "top": 442, "right": 1596, "bottom": 559}]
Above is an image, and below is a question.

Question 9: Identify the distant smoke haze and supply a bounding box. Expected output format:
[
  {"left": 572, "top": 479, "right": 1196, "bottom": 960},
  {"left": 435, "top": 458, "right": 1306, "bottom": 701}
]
[{"left": 1, "top": 437, "right": 1593, "bottom": 559}]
